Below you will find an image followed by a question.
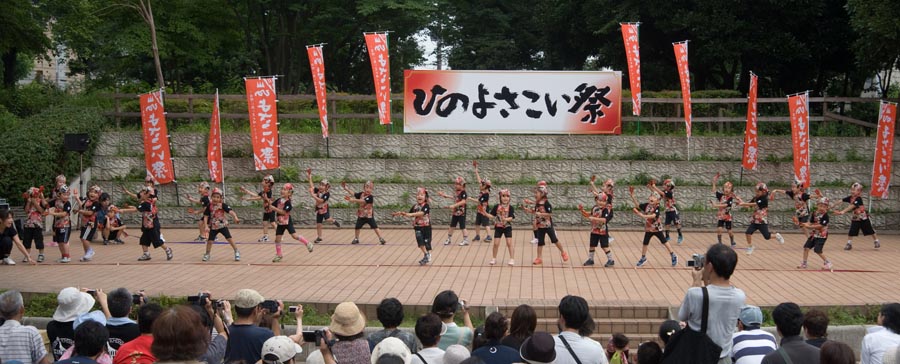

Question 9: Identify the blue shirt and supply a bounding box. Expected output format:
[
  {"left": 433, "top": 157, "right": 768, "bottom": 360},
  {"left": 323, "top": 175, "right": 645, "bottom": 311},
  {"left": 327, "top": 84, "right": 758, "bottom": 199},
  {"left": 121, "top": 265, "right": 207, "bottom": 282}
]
[
  {"left": 224, "top": 324, "right": 273, "bottom": 364},
  {"left": 472, "top": 340, "right": 520, "bottom": 364}
]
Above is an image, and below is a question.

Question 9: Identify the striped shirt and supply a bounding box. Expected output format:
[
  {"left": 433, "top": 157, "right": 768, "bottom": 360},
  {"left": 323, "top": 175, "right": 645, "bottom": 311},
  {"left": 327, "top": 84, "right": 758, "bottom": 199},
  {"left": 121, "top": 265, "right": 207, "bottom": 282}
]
[
  {"left": 732, "top": 329, "right": 777, "bottom": 364},
  {"left": 0, "top": 319, "right": 49, "bottom": 364}
]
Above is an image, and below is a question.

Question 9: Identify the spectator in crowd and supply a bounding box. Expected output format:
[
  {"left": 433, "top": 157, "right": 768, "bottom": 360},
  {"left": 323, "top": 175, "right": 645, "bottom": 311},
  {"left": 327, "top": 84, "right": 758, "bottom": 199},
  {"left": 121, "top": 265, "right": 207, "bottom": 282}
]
[
  {"left": 113, "top": 303, "right": 163, "bottom": 364},
  {"left": 151, "top": 306, "right": 209, "bottom": 364},
  {"left": 371, "top": 337, "right": 412, "bottom": 364},
  {"left": 861, "top": 303, "right": 900, "bottom": 364},
  {"left": 225, "top": 289, "right": 282, "bottom": 364},
  {"left": 470, "top": 325, "right": 487, "bottom": 351},
  {"left": 883, "top": 346, "right": 899, "bottom": 364},
  {"left": 553, "top": 295, "right": 607, "bottom": 364},
  {"left": 105, "top": 289, "right": 141, "bottom": 356},
  {"left": 471, "top": 312, "right": 518, "bottom": 364},
  {"left": 458, "top": 358, "right": 484, "bottom": 364},
  {"left": 519, "top": 332, "right": 556, "bottom": 364},
  {"left": 368, "top": 298, "right": 418, "bottom": 354},
  {"left": 48, "top": 287, "right": 110, "bottom": 361},
  {"left": 327, "top": 302, "right": 371, "bottom": 364},
  {"left": 260, "top": 336, "right": 303, "bottom": 364},
  {"left": 605, "top": 333, "right": 629, "bottom": 364},
  {"left": 803, "top": 309, "right": 829, "bottom": 348},
  {"left": 187, "top": 293, "right": 237, "bottom": 364},
  {"left": 411, "top": 313, "right": 446, "bottom": 364},
  {"left": 500, "top": 304, "right": 536, "bottom": 351},
  {"left": 58, "top": 312, "right": 113, "bottom": 364},
  {"left": 443, "top": 345, "right": 470, "bottom": 364},
  {"left": 0, "top": 290, "right": 51, "bottom": 364},
  {"left": 636, "top": 341, "right": 662, "bottom": 364},
  {"left": 431, "top": 290, "right": 474, "bottom": 350},
  {"left": 819, "top": 341, "right": 855, "bottom": 364},
  {"left": 678, "top": 244, "right": 745, "bottom": 364},
  {"left": 732, "top": 305, "right": 776, "bottom": 364},
  {"left": 56, "top": 320, "right": 109, "bottom": 364},
  {"left": 658, "top": 320, "right": 681, "bottom": 347},
  {"left": 761, "top": 302, "right": 820, "bottom": 364}
]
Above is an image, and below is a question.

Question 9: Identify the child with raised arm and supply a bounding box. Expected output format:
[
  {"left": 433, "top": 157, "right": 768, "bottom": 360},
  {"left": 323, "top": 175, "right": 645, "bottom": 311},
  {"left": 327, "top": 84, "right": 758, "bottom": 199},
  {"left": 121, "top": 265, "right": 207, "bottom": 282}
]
[
  {"left": 201, "top": 188, "right": 241, "bottom": 262},
  {"left": 478, "top": 188, "right": 516, "bottom": 266},
  {"left": 798, "top": 196, "right": 834, "bottom": 271},
  {"left": 22, "top": 186, "right": 48, "bottom": 262},
  {"left": 470, "top": 161, "right": 493, "bottom": 243},
  {"left": 184, "top": 182, "right": 211, "bottom": 242},
  {"left": 306, "top": 168, "right": 341, "bottom": 243},
  {"left": 648, "top": 178, "right": 684, "bottom": 244},
  {"left": 737, "top": 182, "right": 785, "bottom": 255},
  {"left": 711, "top": 173, "right": 739, "bottom": 246},
  {"left": 73, "top": 186, "right": 101, "bottom": 261},
  {"left": 343, "top": 181, "right": 387, "bottom": 245},
  {"left": 522, "top": 181, "right": 568, "bottom": 265},
  {"left": 578, "top": 192, "right": 614, "bottom": 267},
  {"left": 239, "top": 175, "right": 276, "bottom": 242},
  {"left": 393, "top": 187, "right": 433, "bottom": 265},
  {"left": 590, "top": 176, "right": 617, "bottom": 243},
  {"left": 629, "top": 186, "right": 677, "bottom": 267},
  {"left": 133, "top": 186, "right": 174, "bottom": 261},
  {"left": 437, "top": 177, "right": 470, "bottom": 246},
  {"left": 270, "top": 183, "right": 312, "bottom": 262},
  {"left": 772, "top": 178, "right": 812, "bottom": 237},
  {"left": 833, "top": 182, "right": 880, "bottom": 250}
]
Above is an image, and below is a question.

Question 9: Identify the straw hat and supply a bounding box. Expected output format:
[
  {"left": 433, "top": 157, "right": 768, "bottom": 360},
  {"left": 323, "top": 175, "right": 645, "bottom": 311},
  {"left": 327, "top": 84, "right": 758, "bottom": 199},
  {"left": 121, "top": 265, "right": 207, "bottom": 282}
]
[{"left": 329, "top": 302, "right": 366, "bottom": 336}]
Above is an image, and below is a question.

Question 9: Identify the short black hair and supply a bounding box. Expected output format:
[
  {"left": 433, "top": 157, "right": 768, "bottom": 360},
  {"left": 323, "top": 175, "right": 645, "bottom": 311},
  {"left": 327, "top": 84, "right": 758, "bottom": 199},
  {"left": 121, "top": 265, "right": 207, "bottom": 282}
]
[
  {"left": 138, "top": 303, "right": 164, "bottom": 334},
  {"left": 772, "top": 302, "right": 804, "bottom": 337},
  {"left": 802, "top": 309, "right": 829, "bottom": 338},
  {"left": 187, "top": 304, "right": 214, "bottom": 330},
  {"left": 612, "top": 333, "right": 629, "bottom": 350},
  {"left": 483, "top": 312, "right": 508, "bottom": 341},
  {"left": 658, "top": 320, "right": 681, "bottom": 345},
  {"left": 234, "top": 306, "right": 256, "bottom": 318},
  {"left": 99, "top": 193, "right": 110, "bottom": 202},
  {"left": 415, "top": 313, "right": 443, "bottom": 347},
  {"left": 881, "top": 303, "right": 900, "bottom": 334},
  {"left": 74, "top": 320, "right": 109, "bottom": 357},
  {"left": 107, "top": 288, "right": 132, "bottom": 318},
  {"left": 558, "top": 295, "right": 594, "bottom": 337},
  {"left": 377, "top": 298, "right": 404, "bottom": 328},
  {"left": 431, "top": 290, "right": 459, "bottom": 319},
  {"left": 706, "top": 243, "right": 738, "bottom": 280},
  {"left": 637, "top": 341, "right": 662, "bottom": 364},
  {"left": 375, "top": 354, "right": 406, "bottom": 364}
]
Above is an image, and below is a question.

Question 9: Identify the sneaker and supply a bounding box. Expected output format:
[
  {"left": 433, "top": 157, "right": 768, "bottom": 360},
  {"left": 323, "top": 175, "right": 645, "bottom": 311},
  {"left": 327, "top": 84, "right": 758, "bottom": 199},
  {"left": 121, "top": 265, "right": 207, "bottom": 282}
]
[
  {"left": 609, "top": 236, "right": 615, "bottom": 243},
  {"left": 798, "top": 261, "right": 807, "bottom": 269},
  {"left": 37, "top": 254, "right": 45, "bottom": 263},
  {"left": 137, "top": 253, "right": 151, "bottom": 261},
  {"left": 84, "top": 248, "right": 95, "bottom": 260},
  {"left": 258, "top": 235, "right": 269, "bottom": 242},
  {"left": 844, "top": 243, "right": 853, "bottom": 251},
  {"left": 202, "top": 254, "right": 210, "bottom": 262},
  {"left": 2, "top": 257, "right": 15, "bottom": 265},
  {"left": 665, "top": 236, "right": 671, "bottom": 242},
  {"left": 443, "top": 237, "right": 452, "bottom": 245},
  {"left": 561, "top": 251, "right": 570, "bottom": 262},
  {"left": 351, "top": 238, "right": 360, "bottom": 245},
  {"left": 530, "top": 238, "right": 539, "bottom": 244},
  {"left": 671, "top": 254, "right": 678, "bottom": 267},
  {"left": 823, "top": 261, "right": 833, "bottom": 272},
  {"left": 459, "top": 239, "right": 470, "bottom": 246},
  {"left": 532, "top": 258, "right": 543, "bottom": 265},
  {"left": 746, "top": 245, "right": 755, "bottom": 255},
  {"left": 677, "top": 235, "right": 684, "bottom": 244},
  {"left": 22, "top": 256, "right": 29, "bottom": 263},
  {"left": 307, "top": 241, "right": 314, "bottom": 253},
  {"left": 418, "top": 257, "right": 428, "bottom": 266},
  {"left": 484, "top": 236, "right": 492, "bottom": 242},
  {"left": 57, "top": 257, "right": 71, "bottom": 263},
  {"left": 489, "top": 259, "right": 496, "bottom": 265},
  {"left": 875, "top": 240, "right": 881, "bottom": 249},
  {"left": 379, "top": 238, "right": 387, "bottom": 245},
  {"left": 195, "top": 235, "right": 205, "bottom": 242},
  {"left": 775, "top": 233, "right": 785, "bottom": 244},
  {"left": 333, "top": 220, "right": 341, "bottom": 228},
  {"left": 272, "top": 255, "right": 283, "bottom": 263},
  {"left": 315, "top": 237, "right": 323, "bottom": 243},
  {"left": 636, "top": 256, "right": 647, "bottom": 267},
  {"left": 583, "top": 258, "right": 595, "bottom": 266},
  {"left": 165, "top": 247, "right": 173, "bottom": 261},
  {"left": 103, "top": 240, "right": 110, "bottom": 245},
  {"left": 79, "top": 255, "right": 92, "bottom": 262},
  {"left": 234, "top": 251, "right": 241, "bottom": 261},
  {"left": 473, "top": 235, "right": 481, "bottom": 242},
  {"left": 425, "top": 253, "right": 432, "bottom": 263},
  {"left": 508, "top": 259, "right": 515, "bottom": 266},
  {"left": 604, "top": 259, "right": 615, "bottom": 267},
  {"left": 730, "top": 241, "right": 736, "bottom": 247}
]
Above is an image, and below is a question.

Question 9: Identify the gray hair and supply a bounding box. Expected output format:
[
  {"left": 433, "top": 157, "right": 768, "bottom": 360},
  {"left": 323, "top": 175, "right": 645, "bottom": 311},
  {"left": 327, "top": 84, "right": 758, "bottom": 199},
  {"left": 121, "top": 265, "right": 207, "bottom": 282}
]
[{"left": 0, "top": 290, "right": 24, "bottom": 318}]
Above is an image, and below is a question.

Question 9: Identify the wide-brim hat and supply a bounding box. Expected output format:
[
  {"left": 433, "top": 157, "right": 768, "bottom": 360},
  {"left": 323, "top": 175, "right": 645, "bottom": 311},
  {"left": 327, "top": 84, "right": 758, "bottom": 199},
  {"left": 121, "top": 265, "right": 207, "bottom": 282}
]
[
  {"left": 329, "top": 302, "right": 366, "bottom": 336},
  {"left": 53, "top": 287, "right": 95, "bottom": 322},
  {"left": 520, "top": 332, "right": 556, "bottom": 364},
  {"left": 371, "top": 337, "right": 411, "bottom": 364}
]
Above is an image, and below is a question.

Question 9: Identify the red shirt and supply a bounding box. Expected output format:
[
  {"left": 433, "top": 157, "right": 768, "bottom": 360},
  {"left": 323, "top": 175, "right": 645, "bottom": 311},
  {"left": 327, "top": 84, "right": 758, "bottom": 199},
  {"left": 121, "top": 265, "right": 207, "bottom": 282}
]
[{"left": 113, "top": 335, "right": 155, "bottom": 364}]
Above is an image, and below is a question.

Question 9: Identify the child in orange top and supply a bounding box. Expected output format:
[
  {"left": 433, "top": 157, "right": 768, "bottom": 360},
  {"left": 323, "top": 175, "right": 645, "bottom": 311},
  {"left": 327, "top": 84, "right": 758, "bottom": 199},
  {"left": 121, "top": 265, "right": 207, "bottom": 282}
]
[
  {"left": 578, "top": 192, "right": 614, "bottom": 267},
  {"left": 438, "top": 177, "right": 470, "bottom": 246},
  {"left": 772, "top": 179, "right": 812, "bottom": 237},
  {"left": 201, "top": 188, "right": 241, "bottom": 262},
  {"left": 393, "top": 187, "right": 433, "bottom": 265},
  {"left": 469, "top": 161, "right": 493, "bottom": 243},
  {"left": 270, "top": 183, "right": 312, "bottom": 262},
  {"left": 184, "top": 182, "right": 211, "bottom": 242},
  {"left": 522, "top": 181, "right": 568, "bottom": 265},
  {"left": 239, "top": 175, "right": 276, "bottom": 242},
  {"left": 478, "top": 188, "right": 516, "bottom": 266},
  {"left": 306, "top": 168, "right": 341, "bottom": 243},
  {"left": 736, "top": 182, "right": 785, "bottom": 255},
  {"left": 21, "top": 186, "right": 48, "bottom": 262},
  {"left": 710, "top": 173, "right": 739, "bottom": 247},
  {"left": 343, "top": 181, "right": 387, "bottom": 245},
  {"left": 833, "top": 182, "right": 880, "bottom": 250},
  {"left": 629, "top": 186, "right": 677, "bottom": 268},
  {"left": 798, "top": 196, "right": 833, "bottom": 271},
  {"left": 648, "top": 178, "right": 684, "bottom": 244}
]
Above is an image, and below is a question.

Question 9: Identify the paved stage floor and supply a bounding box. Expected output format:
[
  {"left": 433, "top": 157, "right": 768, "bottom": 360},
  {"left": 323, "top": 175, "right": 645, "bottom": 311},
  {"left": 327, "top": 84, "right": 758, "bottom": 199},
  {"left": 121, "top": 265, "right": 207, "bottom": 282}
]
[{"left": 1, "top": 226, "right": 897, "bottom": 308}]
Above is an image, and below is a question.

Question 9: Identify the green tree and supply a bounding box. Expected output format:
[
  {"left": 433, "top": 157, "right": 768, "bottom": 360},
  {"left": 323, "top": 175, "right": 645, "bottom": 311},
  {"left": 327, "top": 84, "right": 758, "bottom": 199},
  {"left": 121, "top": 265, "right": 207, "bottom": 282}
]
[
  {"left": 848, "top": 0, "right": 900, "bottom": 98},
  {"left": 0, "top": 0, "right": 49, "bottom": 88}
]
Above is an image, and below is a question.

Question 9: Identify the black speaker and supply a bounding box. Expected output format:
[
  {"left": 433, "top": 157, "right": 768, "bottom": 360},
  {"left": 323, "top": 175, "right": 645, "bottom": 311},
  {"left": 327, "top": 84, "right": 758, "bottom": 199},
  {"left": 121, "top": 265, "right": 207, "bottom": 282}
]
[{"left": 64, "top": 133, "right": 91, "bottom": 152}]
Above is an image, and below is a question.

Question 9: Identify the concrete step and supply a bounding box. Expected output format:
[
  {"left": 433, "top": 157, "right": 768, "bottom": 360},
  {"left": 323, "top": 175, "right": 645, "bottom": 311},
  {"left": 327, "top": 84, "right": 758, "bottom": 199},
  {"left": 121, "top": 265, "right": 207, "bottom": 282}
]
[
  {"left": 536, "top": 318, "right": 668, "bottom": 336},
  {"left": 498, "top": 305, "right": 669, "bottom": 320}
]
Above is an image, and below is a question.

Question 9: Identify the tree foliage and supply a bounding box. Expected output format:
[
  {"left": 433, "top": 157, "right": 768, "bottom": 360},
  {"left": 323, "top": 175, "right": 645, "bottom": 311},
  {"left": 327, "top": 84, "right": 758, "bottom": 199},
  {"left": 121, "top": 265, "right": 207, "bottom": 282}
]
[{"left": 848, "top": 0, "right": 900, "bottom": 98}]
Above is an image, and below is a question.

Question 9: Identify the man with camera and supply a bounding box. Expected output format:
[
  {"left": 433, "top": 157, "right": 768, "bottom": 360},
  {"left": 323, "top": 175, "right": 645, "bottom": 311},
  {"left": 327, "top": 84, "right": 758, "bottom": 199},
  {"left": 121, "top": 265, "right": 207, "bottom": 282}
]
[
  {"left": 224, "top": 289, "right": 288, "bottom": 364},
  {"left": 677, "top": 244, "right": 746, "bottom": 364},
  {"left": 105, "top": 288, "right": 143, "bottom": 357}
]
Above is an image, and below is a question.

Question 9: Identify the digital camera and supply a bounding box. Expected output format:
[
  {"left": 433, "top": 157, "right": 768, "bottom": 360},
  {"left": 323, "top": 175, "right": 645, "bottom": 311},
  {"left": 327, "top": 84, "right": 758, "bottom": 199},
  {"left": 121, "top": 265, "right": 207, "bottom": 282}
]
[
  {"left": 686, "top": 253, "right": 706, "bottom": 269},
  {"left": 260, "top": 299, "right": 279, "bottom": 314},
  {"left": 187, "top": 293, "right": 210, "bottom": 306}
]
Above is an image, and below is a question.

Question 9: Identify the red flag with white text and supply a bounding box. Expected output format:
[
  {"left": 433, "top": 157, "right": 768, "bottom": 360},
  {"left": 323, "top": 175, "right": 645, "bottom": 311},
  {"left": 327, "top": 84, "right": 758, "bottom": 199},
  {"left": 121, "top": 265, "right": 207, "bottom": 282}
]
[
  {"left": 207, "top": 91, "right": 224, "bottom": 183},
  {"left": 621, "top": 23, "right": 642, "bottom": 116},
  {"left": 673, "top": 41, "right": 692, "bottom": 137},
  {"left": 742, "top": 72, "right": 759, "bottom": 171},
  {"left": 307, "top": 45, "right": 329, "bottom": 138},
  {"left": 139, "top": 90, "right": 175, "bottom": 184},
  {"left": 871, "top": 101, "right": 896, "bottom": 198},
  {"left": 788, "top": 92, "right": 811, "bottom": 185},
  {"left": 364, "top": 32, "right": 391, "bottom": 125},
  {"left": 245, "top": 77, "right": 280, "bottom": 171}
]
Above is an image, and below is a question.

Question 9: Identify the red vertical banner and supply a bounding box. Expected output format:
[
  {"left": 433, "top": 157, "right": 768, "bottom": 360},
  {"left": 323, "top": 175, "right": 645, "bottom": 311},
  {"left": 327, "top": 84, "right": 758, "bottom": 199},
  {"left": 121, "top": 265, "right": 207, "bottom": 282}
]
[
  {"left": 364, "top": 32, "right": 391, "bottom": 125},
  {"left": 673, "top": 41, "right": 692, "bottom": 137},
  {"left": 742, "top": 72, "right": 759, "bottom": 171},
  {"left": 307, "top": 45, "right": 329, "bottom": 138},
  {"left": 788, "top": 92, "right": 811, "bottom": 185},
  {"left": 621, "top": 23, "right": 642, "bottom": 116},
  {"left": 871, "top": 101, "right": 896, "bottom": 198},
  {"left": 207, "top": 91, "right": 224, "bottom": 183},
  {"left": 245, "top": 77, "right": 280, "bottom": 171},
  {"left": 139, "top": 90, "right": 175, "bottom": 184}
]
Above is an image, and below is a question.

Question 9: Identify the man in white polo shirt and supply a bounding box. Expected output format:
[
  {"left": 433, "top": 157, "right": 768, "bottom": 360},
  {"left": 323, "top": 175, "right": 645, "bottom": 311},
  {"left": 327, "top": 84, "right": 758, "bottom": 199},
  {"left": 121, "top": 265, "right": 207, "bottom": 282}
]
[
  {"left": 553, "top": 295, "right": 608, "bottom": 364},
  {"left": 0, "top": 290, "right": 52, "bottom": 364}
]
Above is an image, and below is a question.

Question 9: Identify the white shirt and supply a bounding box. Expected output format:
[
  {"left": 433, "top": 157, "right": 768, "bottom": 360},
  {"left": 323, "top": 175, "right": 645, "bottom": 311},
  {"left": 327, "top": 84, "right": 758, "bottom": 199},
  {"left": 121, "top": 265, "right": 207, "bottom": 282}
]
[
  {"left": 861, "top": 328, "right": 900, "bottom": 364},
  {"left": 678, "top": 285, "right": 746, "bottom": 359},
  {"left": 553, "top": 331, "right": 608, "bottom": 364},
  {"left": 411, "top": 347, "right": 445, "bottom": 364}
]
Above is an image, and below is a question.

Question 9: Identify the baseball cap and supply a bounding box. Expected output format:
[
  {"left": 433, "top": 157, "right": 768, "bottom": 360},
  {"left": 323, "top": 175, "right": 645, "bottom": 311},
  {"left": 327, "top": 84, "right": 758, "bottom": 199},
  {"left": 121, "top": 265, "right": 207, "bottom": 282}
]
[
  {"left": 234, "top": 289, "right": 265, "bottom": 308},
  {"left": 739, "top": 305, "right": 764, "bottom": 326},
  {"left": 261, "top": 336, "right": 302, "bottom": 363}
]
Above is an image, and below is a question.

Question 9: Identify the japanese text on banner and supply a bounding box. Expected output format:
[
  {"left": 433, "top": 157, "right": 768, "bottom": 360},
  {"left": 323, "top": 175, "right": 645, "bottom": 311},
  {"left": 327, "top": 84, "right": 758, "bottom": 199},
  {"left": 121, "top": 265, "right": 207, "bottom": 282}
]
[
  {"left": 673, "top": 42, "right": 692, "bottom": 137},
  {"left": 208, "top": 92, "right": 224, "bottom": 183},
  {"left": 788, "top": 92, "right": 811, "bottom": 185},
  {"left": 743, "top": 73, "right": 759, "bottom": 171},
  {"left": 365, "top": 33, "right": 391, "bottom": 125},
  {"left": 620, "top": 23, "right": 642, "bottom": 116},
  {"left": 307, "top": 46, "right": 329, "bottom": 138},
  {"left": 139, "top": 90, "right": 174, "bottom": 184},
  {"left": 245, "top": 77, "right": 280, "bottom": 171},
  {"left": 871, "top": 101, "right": 896, "bottom": 198}
]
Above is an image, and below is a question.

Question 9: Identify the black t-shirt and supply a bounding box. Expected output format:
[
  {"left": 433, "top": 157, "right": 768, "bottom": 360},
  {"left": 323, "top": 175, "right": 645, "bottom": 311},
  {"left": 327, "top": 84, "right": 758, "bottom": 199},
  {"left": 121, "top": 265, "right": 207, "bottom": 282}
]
[
  {"left": 106, "top": 322, "right": 141, "bottom": 352},
  {"left": 754, "top": 194, "right": 769, "bottom": 209},
  {"left": 224, "top": 324, "right": 274, "bottom": 364},
  {"left": 490, "top": 204, "right": 515, "bottom": 227},
  {"left": 2, "top": 225, "right": 17, "bottom": 239},
  {"left": 200, "top": 195, "right": 211, "bottom": 208},
  {"left": 47, "top": 320, "right": 76, "bottom": 360},
  {"left": 478, "top": 192, "right": 490, "bottom": 206}
]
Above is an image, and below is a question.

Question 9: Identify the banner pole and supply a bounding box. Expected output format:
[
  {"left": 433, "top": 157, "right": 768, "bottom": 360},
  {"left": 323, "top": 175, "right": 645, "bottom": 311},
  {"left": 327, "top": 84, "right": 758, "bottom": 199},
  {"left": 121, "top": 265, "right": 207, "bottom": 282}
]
[
  {"left": 160, "top": 89, "right": 181, "bottom": 207},
  {"left": 326, "top": 137, "right": 331, "bottom": 159}
]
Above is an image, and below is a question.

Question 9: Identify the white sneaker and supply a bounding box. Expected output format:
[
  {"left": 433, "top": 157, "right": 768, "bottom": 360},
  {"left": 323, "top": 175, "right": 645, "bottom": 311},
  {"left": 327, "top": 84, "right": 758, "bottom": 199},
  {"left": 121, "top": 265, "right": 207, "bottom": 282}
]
[
  {"left": 775, "top": 233, "right": 784, "bottom": 244},
  {"left": 84, "top": 248, "right": 96, "bottom": 260},
  {"left": 443, "top": 237, "right": 452, "bottom": 245},
  {"left": 202, "top": 254, "right": 210, "bottom": 262},
  {"left": 459, "top": 239, "right": 470, "bottom": 246},
  {"left": 57, "top": 257, "right": 71, "bottom": 263},
  {"left": 530, "top": 238, "right": 539, "bottom": 244},
  {"left": 2, "top": 257, "right": 15, "bottom": 265}
]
